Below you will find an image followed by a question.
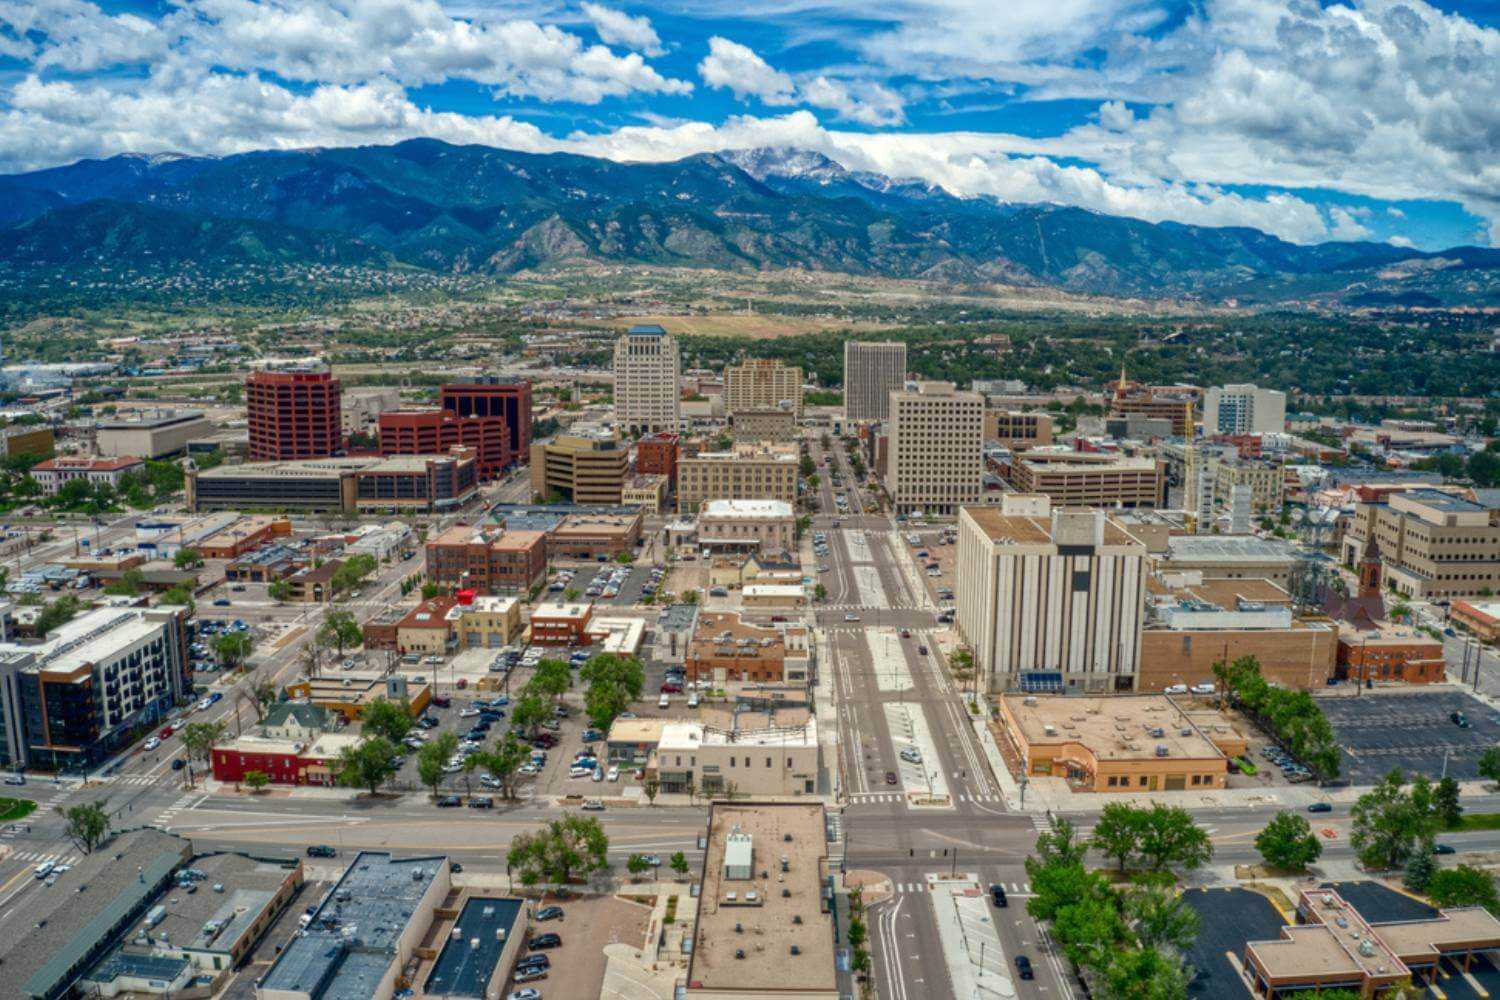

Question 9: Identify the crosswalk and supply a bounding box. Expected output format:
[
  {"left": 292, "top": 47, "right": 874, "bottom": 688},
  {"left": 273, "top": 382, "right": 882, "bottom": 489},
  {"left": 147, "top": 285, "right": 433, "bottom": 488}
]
[
  {"left": 892, "top": 880, "right": 1032, "bottom": 896},
  {"left": 5, "top": 849, "right": 81, "bottom": 866},
  {"left": 152, "top": 791, "right": 199, "bottom": 827},
  {"left": 109, "top": 775, "right": 162, "bottom": 787},
  {"left": 849, "top": 791, "right": 1005, "bottom": 805}
]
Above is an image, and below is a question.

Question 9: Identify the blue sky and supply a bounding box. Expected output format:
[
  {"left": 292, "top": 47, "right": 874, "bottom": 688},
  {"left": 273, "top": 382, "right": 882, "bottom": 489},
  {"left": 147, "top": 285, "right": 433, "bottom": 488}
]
[{"left": 2, "top": 0, "right": 1498, "bottom": 249}]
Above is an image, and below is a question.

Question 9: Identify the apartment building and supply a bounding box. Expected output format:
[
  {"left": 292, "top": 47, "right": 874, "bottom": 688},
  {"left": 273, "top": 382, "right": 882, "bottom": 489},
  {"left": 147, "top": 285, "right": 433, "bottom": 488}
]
[
  {"left": 1203, "top": 383, "right": 1287, "bottom": 435},
  {"left": 424, "top": 524, "right": 547, "bottom": 594},
  {"left": 732, "top": 408, "right": 798, "bottom": 443},
  {"left": 1008, "top": 451, "right": 1166, "bottom": 509},
  {"left": 1340, "top": 489, "right": 1500, "bottom": 601},
  {"left": 613, "top": 324, "right": 680, "bottom": 433},
  {"left": 984, "top": 409, "right": 1054, "bottom": 449},
  {"left": 1214, "top": 459, "right": 1285, "bottom": 514},
  {"left": 844, "top": 341, "right": 907, "bottom": 422},
  {"left": 0, "top": 606, "right": 191, "bottom": 770},
  {"left": 529, "top": 425, "right": 630, "bottom": 504},
  {"left": 886, "top": 381, "right": 985, "bottom": 516},
  {"left": 246, "top": 369, "right": 342, "bottom": 461},
  {"left": 677, "top": 442, "right": 799, "bottom": 514},
  {"left": 724, "top": 358, "right": 803, "bottom": 418},
  {"left": 956, "top": 496, "right": 1147, "bottom": 693}
]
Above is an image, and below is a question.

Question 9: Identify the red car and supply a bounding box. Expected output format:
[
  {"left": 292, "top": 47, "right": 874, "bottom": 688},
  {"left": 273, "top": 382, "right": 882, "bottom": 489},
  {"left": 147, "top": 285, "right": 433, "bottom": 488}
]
[
  {"left": 659, "top": 682, "right": 682, "bottom": 694},
  {"left": 159, "top": 725, "right": 175, "bottom": 739},
  {"left": 430, "top": 695, "right": 452, "bottom": 708}
]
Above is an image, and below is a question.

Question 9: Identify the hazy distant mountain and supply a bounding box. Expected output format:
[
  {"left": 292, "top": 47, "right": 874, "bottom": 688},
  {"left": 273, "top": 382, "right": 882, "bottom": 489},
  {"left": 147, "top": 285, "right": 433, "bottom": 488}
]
[{"left": 1, "top": 138, "right": 1497, "bottom": 305}]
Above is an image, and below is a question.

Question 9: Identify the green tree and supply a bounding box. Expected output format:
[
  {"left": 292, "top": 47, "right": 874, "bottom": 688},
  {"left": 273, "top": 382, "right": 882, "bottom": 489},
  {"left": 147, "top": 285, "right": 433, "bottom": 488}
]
[
  {"left": 615, "top": 551, "right": 633, "bottom": 564},
  {"left": 627, "top": 853, "right": 652, "bottom": 877},
  {"left": 417, "top": 732, "right": 460, "bottom": 798},
  {"left": 563, "top": 587, "right": 580, "bottom": 602},
  {"left": 159, "top": 583, "right": 195, "bottom": 611},
  {"left": 421, "top": 581, "right": 443, "bottom": 600},
  {"left": 1124, "top": 881, "right": 1199, "bottom": 954},
  {"left": 1033, "top": 817, "right": 1090, "bottom": 869},
  {"left": 317, "top": 609, "right": 363, "bottom": 658},
  {"left": 670, "top": 851, "right": 689, "bottom": 877},
  {"left": 1436, "top": 776, "right": 1463, "bottom": 828},
  {"left": 1098, "top": 945, "right": 1191, "bottom": 1000},
  {"left": 1136, "top": 803, "right": 1213, "bottom": 873},
  {"left": 1350, "top": 768, "right": 1436, "bottom": 870},
  {"left": 1428, "top": 865, "right": 1500, "bottom": 913},
  {"left": 330, "top": 554, "right": 378, "bottom": 597},
  {"left": 507, "top": 814, "right": 611, "bottom": 886},
  {"left": 173, "top": 547, "right": 202, "bottom": 569},
  {"left": 360, "top": 698, "right": 413, "bottom": 743},
  {"left": 1478, "top": 746, "right": 1500, "bottom": 785},
  {"left": 212, "top": 630, "right": 253, "bottom": 672},
  {"left": 337, "top": 737, "right": 399, "bottom": 796},
  {"left": 527, "top": 658, "right": 573, "bottom": 703},
  {"left": 477, "top": 736, "right": 530, "bottom": 801},
  {"left": 179, "top": 720, "right": 226, "bottom": 778},
  {"left": 642, "top": 773, "right": 660, "bottom": 806},
  {"left": 58, "top": 800, "right": 111, "bottom": 854},
  {"left": 243, "top": 770, "right": 270, "bottom": 793},
  {"left": 1053, "top": 892, "right": 1128, "bottom": 971},
  {"left": 1404, "top": 851, "right": 1437, "bottom": 894},
  {"left": 1255, "top": 811, "right": 1323, "bottom": 872},
  {"left": 103, "top": 568, "right": 145, "bottom": 596},
  {"left": 267, "top": 579, "right": 292, "bottom": 603},
  {"left": 512, "top": 693, "right": 551, "bottom": 738},
  {"left": 1092, "top": 802, "right": 1146, "bottom": 873}
]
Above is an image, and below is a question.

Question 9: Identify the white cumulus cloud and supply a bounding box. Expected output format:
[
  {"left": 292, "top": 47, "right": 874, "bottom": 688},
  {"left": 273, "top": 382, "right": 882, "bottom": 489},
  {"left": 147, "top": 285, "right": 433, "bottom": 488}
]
[{"left": 581, "top": 3, "right": 665, "bottom": 57}]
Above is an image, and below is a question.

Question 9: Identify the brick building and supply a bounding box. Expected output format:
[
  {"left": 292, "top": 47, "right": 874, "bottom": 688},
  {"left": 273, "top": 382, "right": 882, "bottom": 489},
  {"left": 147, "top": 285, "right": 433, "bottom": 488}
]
[
  {"left": 425, "top": 524, "right": 548, "bottom": 594},
  {"left": 440, "top": 378, "right": 533, "bottom": 461},
  {"left": 246, "top": 370, "right": 343, "bottom": 461},
  {"left": 1335, "top": 622, "right": 1447, "bottom": 684},
  {"left": 685, "top": 611, "right": 811, "bottom": 686},
  {"left": 529, "top": 602, "right": 593, "bottom": 646},
  {"left": 378, "top": 408, "right": 512, "bottom": 480},
  {"left": 635, "top": 432, "right": 679, "bottom": 485}
]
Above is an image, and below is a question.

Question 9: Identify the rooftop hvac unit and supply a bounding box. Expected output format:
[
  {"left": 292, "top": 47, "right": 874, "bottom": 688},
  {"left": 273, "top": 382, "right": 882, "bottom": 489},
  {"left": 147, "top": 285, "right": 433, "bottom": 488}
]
[
  {"left": 1155, "top": 745, "right": 1170, "bottom": 757},
  {"left": 790, "top": 945, "right": 801, "bottom": 955}
]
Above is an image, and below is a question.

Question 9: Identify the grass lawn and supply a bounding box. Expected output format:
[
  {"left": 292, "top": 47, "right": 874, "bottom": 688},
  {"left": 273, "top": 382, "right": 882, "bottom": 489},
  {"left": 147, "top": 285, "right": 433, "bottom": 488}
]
[
  {"left": 1449, "top": 813, "right": 1500, "bottom": 832},
  {"left": 0, "top": 797, "right": 37, "bottom": 822}
]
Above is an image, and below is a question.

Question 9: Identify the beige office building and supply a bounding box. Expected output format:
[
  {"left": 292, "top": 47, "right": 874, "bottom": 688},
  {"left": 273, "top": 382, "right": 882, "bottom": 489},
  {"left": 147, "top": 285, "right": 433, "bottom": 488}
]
[
  {"left": 723, "top": 358, "right": 803, "bottom": 418},
  {"left": 984, "top": 409, "right": 1054, "bottom": 448},
  {"left": 956, "top": 496, "right": 1147, "bottom": 693},
  {"left": 732, "top": 407, "right": 798, "bottom": 443},
  {"left": 612, "top": 324, "right": 680, "bottom": 433},
  {"left": 1214, "top": 460, "right": 1284, "bottom": 514},
  {"left": 96, "top": 409, "right": 213, "bottom": 459},
  {"left": 1009, "top": 451, "right": 1166, "bottom": 509},
  {"left": 1342, "top": 488, "right": 1500, "bottom": 601},
  {"left": 698, "top": 498, "right": 796, "bottom": 551},
  {"left": 530, "top": 425, "right": 629, "bottom": 504},
  {"left": 844, "top": 341, "right": 907, "bottom": 422},
  {"left": 677, "top": 442, "right": 799, "bottom": 514},
  {"left": 886, "top": 381, "right": 985, "bottom": 516}
]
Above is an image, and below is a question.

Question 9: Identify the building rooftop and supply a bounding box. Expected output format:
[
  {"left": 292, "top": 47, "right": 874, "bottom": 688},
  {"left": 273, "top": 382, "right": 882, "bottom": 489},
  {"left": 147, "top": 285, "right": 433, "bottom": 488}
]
[
  {"left": 626, "top": 324, "right": 668, "bottom": 336},
  {"left": 687, "top": 803, "right": 834, "bottom": 994},
  {"left": 112, "top": 851, "right": 294, "bottom": 961},
  {"left": 1001, "top": 695, "right": 1232, "bottom": 762},
  {"left": 3, "top": 607, "right": 174, "bottom": 680},
  {"left": 531, "top": 601, "right": 592, "bottom": 620},
  {"left": 424, "top": 896, "right": 523, "bottom": 998},
  {"left": 400, "top": 596, "right": 459, "bottom": 631},
  {"left": 97, "top": 408, "right": 206, "bottom": 429},
  {"left": 689, "top": 612, "right": 787, "bottom": 661},
  {"left": 702, "top": 499, "right": 795, "bottom": 519},
  {"left": 1396, "top": 488, "right": 1486, "bottom": 513},
  {"left": 658, "top": 603, "right": 700, "bottom": 632},
  {"left": 608, "top": 717, "right": 671, "bottom": 744},
  {"left": 261, "top": 851, "right": 447, "bottom": 998},
  {"left": 1165, "top": 534, "right": 1299, "bottom": 564},
  {"left": 962, "top": 506, "right": 1142, "bottom": 548}
]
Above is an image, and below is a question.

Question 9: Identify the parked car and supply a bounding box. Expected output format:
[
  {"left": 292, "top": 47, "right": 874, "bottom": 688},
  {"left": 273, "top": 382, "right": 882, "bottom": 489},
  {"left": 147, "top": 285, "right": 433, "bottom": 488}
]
[
  {"left": 508, "top": 990, "right": 541, "bottom": 1000},
  {"left": 1433, "top": 843, "right": 1457, "bottom": 855},
  {"left": 517, "top": 953, "right": 551, "bottom": 971},
  {"left": 1307, "top": 802, "right": 1333, "bottom": 813},
  {"left": 3, "top": 773, "right": 24, "bottom": 786},
  {"left": 528, "top": 933, "right": 562, "bottom": 950},
  {"left": 536, "top": 905, "right": 565, "bottom": 921},
  {"left": 306, "top": 845, "right": 337, "bottom": 857},
  {"left": 436, "top": 795, "right": 462, "bottom": 808},
  {"left": 511, "top": 967, "right": 546, "bottom": 983},
  {"left": 581, "top": 798, "right": 605, "bottom": 811},
  {"left": 469, "top": 796, "right": 494, "bottom": 809}
]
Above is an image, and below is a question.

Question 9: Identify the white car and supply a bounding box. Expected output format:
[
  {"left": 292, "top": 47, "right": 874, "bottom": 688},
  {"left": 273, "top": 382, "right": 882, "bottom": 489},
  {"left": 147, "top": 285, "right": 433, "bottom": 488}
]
[
  {"left": 568, "top": 766, "right": 594, "bottom": 778},
  {"left": 844, "top": 613, "right": 860, "bottom": 622},
  {"left": 144, "top": 737, "right": 161, "bottom": 751},
  {"left": 1164, "top": 683, "right": 1188, "bottom": 694},
  {"left": 607, "top": 765, "right": 620, "bottom": 782},
  {"left": 1190, "top": 683, "right": 1216, "bottom": 695},
  {"left": 197, "top": 698, "right": 212, "bottom": 711},
  {"left": 518, "top": 763, "right": 540, "bottom": 775},
  {"left": 459, "top": 707, "right": 481, "bottom": 718}
]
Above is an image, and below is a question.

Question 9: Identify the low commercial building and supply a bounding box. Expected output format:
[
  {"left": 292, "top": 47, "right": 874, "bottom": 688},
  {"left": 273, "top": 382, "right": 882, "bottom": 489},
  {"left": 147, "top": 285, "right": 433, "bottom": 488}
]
[
  {"left": 622, "top": 472, "right": 669, "bottom": 514},
  {"left": 1007, "top": 450, "right": 1166, "bottom": 509},
  {"left": 528, "top": 601, "right": 593, "bottom": 645},
  {"left": 210, "top": 731, "right": 363, "bottom": 785},
  {"left": 741, "top": 583, "right": 807, "bottom": 610},
  {"left": 194, "top": 515, "right": 294, "bottom": 559},
  {"left": 686, "top": 611, "right": 812, "bottom": 686},
  {"left": 282, "top": 674, "right": 430, "bottom": 723},
  {"left": 452, "top": 595, "right": 522, "bottom": 649},
  {"left": 1334, "top": 620, "right": 1447, "bottom": 684},
  {"left": 547, "top": 511, "right": 642, "bottom": 560},
  {"left": 677, "top": 442, "right": 799, "bottom": 514},
  {"left": 1244, "top": 886, "right": 1500, "bottom": 998},
  {"left": 1139, "top": 576, "right": 1336, "bottom": 692},
  {"left": 654, "top": 708, "right": 820, "bottom": 797},
  {"left": 698, "top": 498, "right": 796, "bottom": 552},
  {"left": 607, "top": 717, "right": 669, "bottom": 765},
  {"left": 361, "top": 607, "right": 405, "bottom": 651},
  {"left": 226, "top": 543, "right": 302, "bottom": 583},
  {"left": 732, "top": 407, "right": 799, "bottom": 443},
  {"left": 684, "top": 802, "right": 836, "bottom": 999},
  {"left": 97, "top": 409, "right": 211, "bottom": 458},
  {"left": 655, "top": 603, "right": 700, "bottom": 664},
  {"left": 997, "top": 694, "right": 1244, "bottom": 793},
  {"left": 395, "top": 596, "right": 459, "bottom": 656},
  {"left": 1452, "top": 600, "right": 1500, "bottom": 642},
  {"left": 31, "top": 454, "right": 145, "bottom": 494},
  {"left": 1159, "top": 534, "right": 1299, "bottom": 587},
  {"left": 285, "top": 559, "right": 345, "bottom": 604},
  {"left": 425, "top": 524, "right": 548, "bottom": 594},
  {"left": 187, "top": 451, "right": 478, "bottom": 514}
]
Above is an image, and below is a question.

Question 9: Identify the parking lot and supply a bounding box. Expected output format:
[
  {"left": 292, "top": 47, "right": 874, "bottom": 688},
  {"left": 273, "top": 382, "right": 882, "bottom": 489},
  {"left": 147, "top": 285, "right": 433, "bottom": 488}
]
[
  {"left": 545, "top": 563, "right": 663, "bottom": 607},
  {"left": 503, "top": 894, "right": 652, "bottom": 998},
  {"left": 1317, "top": 689, "right": 1500, "bottom": 784},
  {"left": 1181, "top": 887, "right": 1287, "bottom": 999},
  {"left": 901, "top": 527, "right": 957, "bottom": 608}
]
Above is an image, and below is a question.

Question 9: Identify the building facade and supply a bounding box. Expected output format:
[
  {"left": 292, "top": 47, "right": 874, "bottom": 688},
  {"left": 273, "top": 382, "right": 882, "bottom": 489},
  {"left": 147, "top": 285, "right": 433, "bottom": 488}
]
[
  {"left": 984, "top": 409, "right": 1054, "bottom": 449},
  {"left": 378, "top": 408, "right": 511, "bottom": 480},
  {"left": 425, "top": 525, "right": 548, "bottom": 594},
  {"left": 723, "top": 359, "right": 803, "bottom": 418},
  {"left": 1204, "top": 383, "right": 1287, "bottom": 435},
  {"left": 957, "top": 498, "right": 1147, "bottom": 693},
  {"left": 844, "top": 341, "right": 906, "bottom": 422},
  {"left": 246, "top": 369, "right": 342, "bottom": 461},
  {"left": 677, "top": 442, "right": 799, "bottom": 514},
  {"left": 529, "top": 425, "right": 629, "bottom": 504},
  {"left": 1009, "top": 452, "right": 1167, "bottom": 509},
  {"left": 31, "top": 455, "right": 144, "bottom": 494},
  {"left": 886, "top": 381, "right": 984, "bottom": 516},
  {"left": 440, "top": 378, "right": 533, "bottom": 460},
  {"left": 187, "top": 452, "right": 476, "bottom": 514},
  {"left": 1341, "top": 489, "right": 1500, "bottom": 601},
  {"left": 1214, "top": 459, "right": 1285, "bottom": 514},
  {"left": 731, "top": 408, "right": 798, "bottom": 443},
  {"left": 96, "top": 409, "right": 212, "bottom": 459},
  {"left": 613, "top": 324, "right": 681, "bottom": 433},
  {"left": 635, "top": 431, "right": 679, "bottom": 484},
  {"left": 698, "top": 499, "right": 796, "bottom": 552}
]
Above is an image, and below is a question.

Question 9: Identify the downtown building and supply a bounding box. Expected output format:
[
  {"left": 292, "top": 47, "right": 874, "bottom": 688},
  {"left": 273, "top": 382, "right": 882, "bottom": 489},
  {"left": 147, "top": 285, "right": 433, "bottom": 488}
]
[
  {"left": 439, "top": 378, "right": 533, "bottom": 461},
  {"left": 843, "top": 341, "right": 907, "bottom": 422},
  {"left": 956, "top": 495, "right": 1147, "bottom": 694},
  {"left": 723, "top": 358, "right": 803, "bottom": 419},
  {"left": 676, "top": 442, "right": 799, "bottom": 514},
  {"left": 530, "top": 425, "right": 630, "bottom": 504},
  {"left": 246, "top": 369, "right": 342, "bottom": 461},
  {"left": 613, "top": 324, "right": 681, "bottom": 433},
  {"left": 1203, "top": 383, "right": 1287, "bottom": 436},
  {"left": 886, "top": 381, "right": 985, "bottom": 516}
]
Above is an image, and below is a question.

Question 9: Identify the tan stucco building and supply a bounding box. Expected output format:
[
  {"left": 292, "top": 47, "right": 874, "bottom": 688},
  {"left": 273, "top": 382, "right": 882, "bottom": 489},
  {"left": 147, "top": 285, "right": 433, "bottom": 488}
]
[
  {"left": 677, "top": 442, "right": 799, "bottom": 514},
  {"left": 723, "top": 358, "right": 803, "bottom": 418}
]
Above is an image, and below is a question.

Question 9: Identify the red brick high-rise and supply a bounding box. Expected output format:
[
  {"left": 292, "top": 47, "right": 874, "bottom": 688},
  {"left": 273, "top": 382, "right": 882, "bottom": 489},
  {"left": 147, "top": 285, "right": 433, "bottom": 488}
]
[
  {"left": 246, "top": 370, "right": 342, "bottom": 461},
  {"left": 378, "top": 409, "right": 512, "bottom": 480},
  {"left": 441, "top": 379, "right": 532, "bottom": 461},
  {"left": 636, "top": 431, "right": 679, "bottom": 485}
]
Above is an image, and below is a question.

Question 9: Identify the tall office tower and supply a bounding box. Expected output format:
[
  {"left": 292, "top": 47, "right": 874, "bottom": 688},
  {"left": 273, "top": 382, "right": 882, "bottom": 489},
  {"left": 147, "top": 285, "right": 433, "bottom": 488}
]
[
  {"left": 843, "top": 341, "right": 907, "bottom": 421},
  {"left": 246, "top": 369, "right": 343, "bottom": 461},
  {"left": 613, "top": 324, "right": 681, "bottom": 433},
  {"left": 1203, "top": 384, "right": 1287, "bottom": 435},
  {"left": 723, "top": 358, "right": 803, "bottom": 418},
  {"left": 441, "top": 378, "right": 533, "bottom": 460},
  {"left": 955, "top": 497, "right": 1147, "bottom": 694},
  {"left": 886, "top": 381, "right": 984, "bottom": 516}
]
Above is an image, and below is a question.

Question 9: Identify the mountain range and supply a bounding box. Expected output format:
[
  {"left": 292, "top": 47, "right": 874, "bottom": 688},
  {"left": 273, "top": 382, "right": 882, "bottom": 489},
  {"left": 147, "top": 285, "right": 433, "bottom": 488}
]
[{"left": 1, "top": 138, "right": 1497, "bottom": 305}]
